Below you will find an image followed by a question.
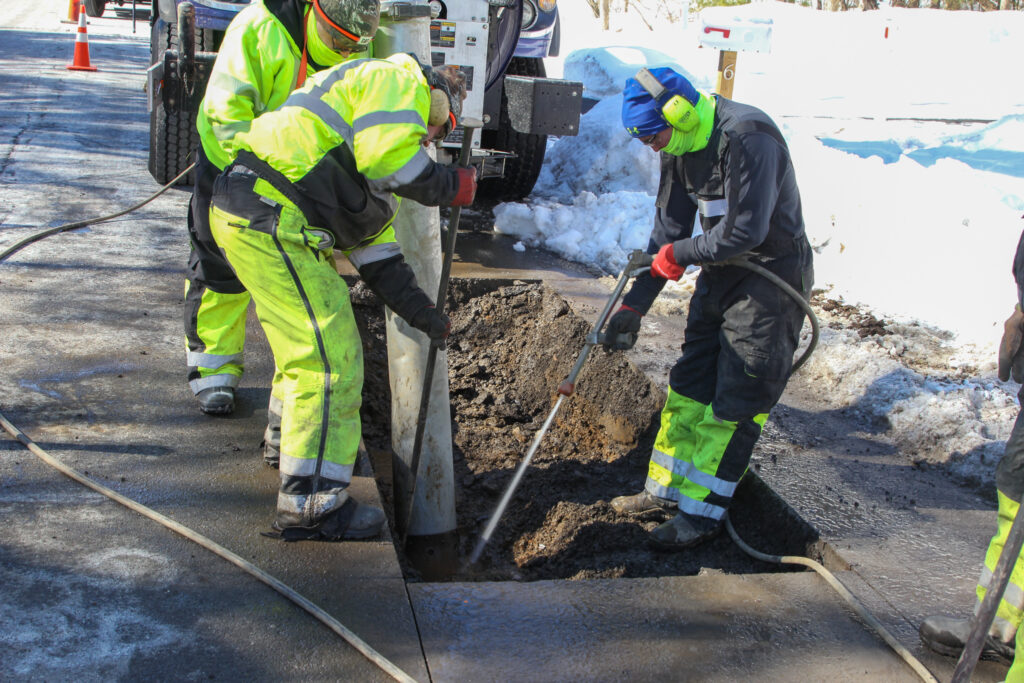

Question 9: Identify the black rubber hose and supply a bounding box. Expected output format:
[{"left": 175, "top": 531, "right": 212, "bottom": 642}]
[
  {"left": 722, "top": 255, "right": 819, "bottom": 373},
  {"left": 0, "top": 163, "right": 195, "bottom": 264}
]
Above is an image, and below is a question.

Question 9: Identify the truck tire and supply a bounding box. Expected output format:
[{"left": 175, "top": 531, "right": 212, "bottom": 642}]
[
  {"left": 147, "top": 19, "right": 206, "bottom": 187},
  {"left": 84, "top": 0, "right": 106, "bottom": 17},
  {"left": 478, "top": 57, "right": 549, "bottom": 202}
]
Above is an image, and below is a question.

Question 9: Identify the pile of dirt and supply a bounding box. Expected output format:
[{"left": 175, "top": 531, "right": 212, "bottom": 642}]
[{"left": 351, "top": 279, "right": 819, "bottom": 582}]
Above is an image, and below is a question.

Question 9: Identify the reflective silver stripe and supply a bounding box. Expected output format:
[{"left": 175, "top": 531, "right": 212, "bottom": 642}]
[
  {"left": 347, "top": 241, "right": 401, "bottom": 269},
  {"left": 650, "top": 449, "right": 739, "bottom": 498},
  {"left": 645, "top": 478, "right": 727, "bottom": 520},
  {"left": 276, "top": 488, "right": 350, "bottom": 518},
  {"left": 212, "top": 119, "right": 252, "bottom": 142},
  {"left": 353, "top": 109, "right": 425, "bottom": 135},
  {"left": 698, "top": 198, "right": 728, "bottom": 218},
  {"left": 206, "top": 73, "right": 263, "bottom": 113},
  {"left": 268, "top": 394, "right": 283, "bottom": 420},
  {"left": 280, "top": 59, "right": 366, "bottom": 137},
  {"left": 279, "top": 452, "right": 354, "bottom": 482},
  {"left": 316, "top": 58, "right": 367, "bottom": 90},
  {"left": 989, "top": 613, "right": 1017, "bottom": 644},
  {"left": 367, "top": 147, "right": 432, "bottom": 192},
  {"left": 187, "top": 351, "right": 244, "bottom": 370},
  {"left": 979, "top": 565, "right": 1024, "bottom": 610},
  {"left": 286, "top": 92, "right": 354, "bottom": 147},
  {"left": 189, "top": 373, "right": 241, "bottom": 394}
]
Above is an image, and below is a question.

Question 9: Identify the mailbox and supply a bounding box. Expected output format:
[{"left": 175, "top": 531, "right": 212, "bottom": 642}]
[{"left": 698, "top": 15, "right": 773, "bottom": 54}]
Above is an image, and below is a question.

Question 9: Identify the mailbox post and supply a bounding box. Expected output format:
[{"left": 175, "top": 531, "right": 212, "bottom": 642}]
[{"left": 698, "top": 14, "right": 772, "bottom": 98}]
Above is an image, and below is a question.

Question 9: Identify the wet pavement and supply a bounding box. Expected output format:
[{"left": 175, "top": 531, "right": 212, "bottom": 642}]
[{"left": 0, "top": 3, "right": 1011, "bottom": 681}]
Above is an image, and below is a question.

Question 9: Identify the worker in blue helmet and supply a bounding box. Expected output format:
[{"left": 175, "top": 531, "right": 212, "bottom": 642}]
[{"left": 604, "top": 66, "right": 814, "bottom": 550}]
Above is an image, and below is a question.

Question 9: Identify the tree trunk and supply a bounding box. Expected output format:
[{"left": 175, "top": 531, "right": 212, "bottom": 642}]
[
  {"left": 585, "top": 0, "right": 599, "bottom": 18},
  {"left": 601, "top": 0, "right": 610, "bottom": 30}
]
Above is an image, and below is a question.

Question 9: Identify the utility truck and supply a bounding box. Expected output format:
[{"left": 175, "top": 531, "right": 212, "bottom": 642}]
[{"left": 146, "top": 0, "right": 582, "bottom": 200}]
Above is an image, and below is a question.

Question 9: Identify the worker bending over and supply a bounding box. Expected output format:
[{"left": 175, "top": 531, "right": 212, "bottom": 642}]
[
  {"left": 920, "top": 225, "right": 1024, "bottom": 675},
  {"left": 208, "top": 53, "right": 476, "bottom": 540},
  {"left": 186, "top": 0, "right": 374, "bottom": 418},
  {"left": 605, "top": 67, "right": 813, "bottom": 550}
]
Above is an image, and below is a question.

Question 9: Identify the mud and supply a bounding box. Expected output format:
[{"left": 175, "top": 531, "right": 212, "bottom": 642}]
[{"left": 350, "top": 278, "right": 820, "bottom": 582}]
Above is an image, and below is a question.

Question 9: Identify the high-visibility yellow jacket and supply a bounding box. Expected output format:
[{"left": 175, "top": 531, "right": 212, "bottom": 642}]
[
  {"left": 197, "top": 0, "right": 352, "bottom": 172},
  {"left": 230, "top": 53, "right": 460, "bottom": 250}
]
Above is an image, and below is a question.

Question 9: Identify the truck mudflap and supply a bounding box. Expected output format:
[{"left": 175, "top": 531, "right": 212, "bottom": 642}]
[{"left": 503, "top": 75, "right": 582, "bottom": 136}]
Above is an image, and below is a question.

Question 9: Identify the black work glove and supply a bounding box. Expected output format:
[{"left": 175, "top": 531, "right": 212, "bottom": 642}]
[
  {"left": 602, "top": 305, "right": 643, "bottom": 351},
  {"left": 999, "top": 305, "right": 1024, "bottom": 382},
  {"left": 410, "top": 305, "right": 451, "bottom": 343}
]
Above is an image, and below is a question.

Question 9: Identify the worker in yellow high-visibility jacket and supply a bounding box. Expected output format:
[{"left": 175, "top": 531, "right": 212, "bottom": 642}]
[
  {"left": 208, "top": 53, "right": 475, "bottom": 539},
  {"left": 186, "top": 0, "right": 375, "bottom": 420}
]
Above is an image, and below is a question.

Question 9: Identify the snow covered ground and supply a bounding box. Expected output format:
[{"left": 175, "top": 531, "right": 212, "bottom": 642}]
[{"left": 493, "top": 1, "right": 1024, "bottom": 487}]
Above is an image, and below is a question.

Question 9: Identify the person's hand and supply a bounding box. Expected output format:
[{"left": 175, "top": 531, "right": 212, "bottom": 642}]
[
  {"left": 451, "top": 167, "right": 477, "bottom": 207},
  {"left": 411, "top": 305, "right": 451, "bottom": 343},
  {"left": 602, "top": 305, "right": 643, "bottom": 351},
  {"left": 651, "top": 242, "right": 685, "bottom": 281},
  {"left": 998, "top": 305, "right": 1024, "bottom": 382}
]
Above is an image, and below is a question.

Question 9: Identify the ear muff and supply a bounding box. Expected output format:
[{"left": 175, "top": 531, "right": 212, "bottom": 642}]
[{"left": 662, "top": 94, "right": 699, "bottom": 134}]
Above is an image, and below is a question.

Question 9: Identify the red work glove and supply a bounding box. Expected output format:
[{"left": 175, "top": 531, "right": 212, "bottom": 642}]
[
  {"left": 451, "top": 166, "right": 477, "bottom": 207},
  {"left": 651, "top": 242, "right": 685, "bottom": 281}
]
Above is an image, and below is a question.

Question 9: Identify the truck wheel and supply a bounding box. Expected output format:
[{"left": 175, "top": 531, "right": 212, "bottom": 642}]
[
  {"left": 478, "top": 57, "right": 549, "bottom": 202},
  {"left": 147, "top": 19, "right": 207, "bottom": 187},
  {"left": 84, "top": 0, "right": 106, "bottom": 17}
]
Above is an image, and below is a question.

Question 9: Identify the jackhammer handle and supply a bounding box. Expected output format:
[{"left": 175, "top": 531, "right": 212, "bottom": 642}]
[{"left": 556, "top": 250, "right": 651, "bottom": 397}]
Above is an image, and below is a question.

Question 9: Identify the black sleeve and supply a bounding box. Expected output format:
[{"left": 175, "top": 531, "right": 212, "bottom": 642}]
[
  {"left": 357, "top": 254, "right": 433, "bottom": 323},
  {"left": 674, "top": 130, "right": 785, "bottom": 266},
  {"left": 392, "top": 160, "right": 460, "bottom": 207},
  {"left": 621, "top": 155, "right": 694, "bottom": 315},
  {"left": 1014, "top": 227, "right": 1024, "bottom": 309}
]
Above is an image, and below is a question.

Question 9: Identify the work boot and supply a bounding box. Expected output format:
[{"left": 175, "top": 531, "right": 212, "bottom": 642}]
[
  {"left": 271, "top": 484, "right": 385, "bottom": 542},
  {"left": 197, "top": 386, "right": 234, "bottom": 415},
  {"left": 610, "top": 490, "right": 677, "bottom": 515},
  {"left": 648, "top": 511, "right": 722, "bottom": 550},
  {"left": 919, "top": 615, "right": 1015, "bottom": 664}
]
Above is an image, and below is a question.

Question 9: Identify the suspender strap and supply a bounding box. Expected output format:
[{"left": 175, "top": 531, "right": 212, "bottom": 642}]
[{"left": 232, "top": 149, "right": 322, "bottom": 225}]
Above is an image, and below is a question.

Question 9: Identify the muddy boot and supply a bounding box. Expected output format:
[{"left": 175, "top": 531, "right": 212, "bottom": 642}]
[
  {"left": 261, "top": 396, "right": 282, "bottom": 468},
  {"left": 648, "top": 512, "right": 722, "bottom": 550},
  {"left": 270, "top": 480, "right": 385, "bottom": 542},
  {"left": 918, "top": 616, "right": 1015, "bottom": 664},
  {"left": 611, "top": 490, "right": 677, "bottom": 515},
  {"left": 197, "top": 386, "right": 234, "bottom": 415}
]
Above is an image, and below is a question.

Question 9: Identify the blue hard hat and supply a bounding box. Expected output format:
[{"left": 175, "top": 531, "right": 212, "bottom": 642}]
[{"left": 621, "top": 67, "right": 699, "bottom": 138}]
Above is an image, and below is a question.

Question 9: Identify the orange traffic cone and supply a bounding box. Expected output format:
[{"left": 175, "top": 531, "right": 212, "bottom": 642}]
[
  {"left": 60, "top": 0, "right": 80, "bottom": 25},
  {"left": 67, "top": 1, "right": 98, "bottom": 72}
]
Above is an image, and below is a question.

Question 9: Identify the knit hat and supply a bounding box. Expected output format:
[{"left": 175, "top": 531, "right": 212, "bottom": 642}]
[{"left": 621, "top": 67, "right": 699, "bottom": 138}]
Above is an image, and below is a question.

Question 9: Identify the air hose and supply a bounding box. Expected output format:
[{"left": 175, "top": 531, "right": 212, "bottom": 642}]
[
  {"left": 0, "top": 163, "right": 195, "bottom": 265},
  {"left": 722, "top": 256, "right": 937, "bottom": 683},
  {"left": 725, "top": 518, "right": 939, "bottom": 683},
  {"left": 0, "top": 165, "right": 418, "bottom": 682},
  {"left": 0, "top": 412, "right": 417, "bottom": 682}
]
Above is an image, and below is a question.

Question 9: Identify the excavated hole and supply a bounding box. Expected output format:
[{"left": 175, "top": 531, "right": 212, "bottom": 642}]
[{"left": 351, "top": 278, "right": 822, "bottom": 582}]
